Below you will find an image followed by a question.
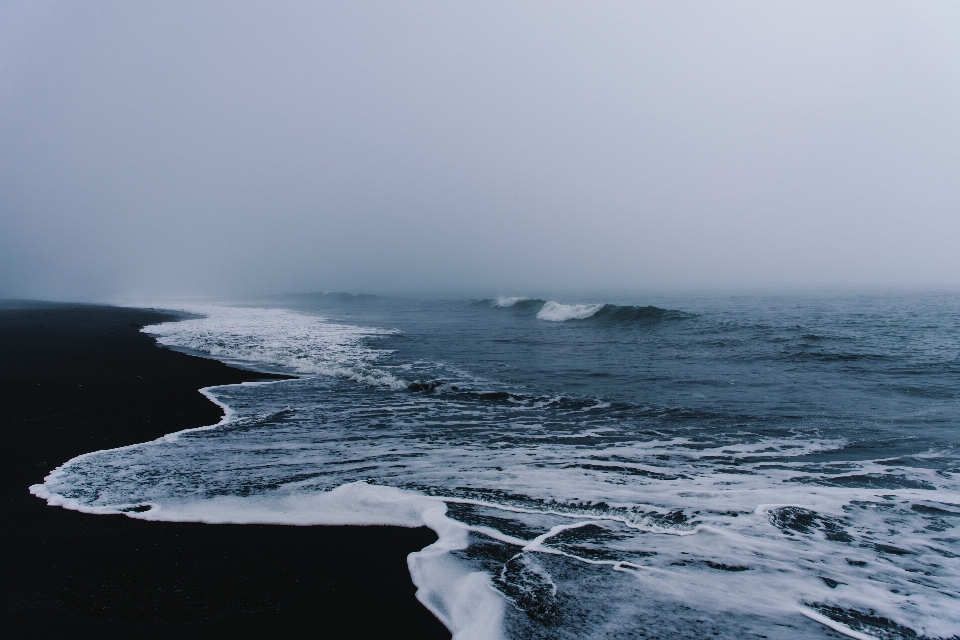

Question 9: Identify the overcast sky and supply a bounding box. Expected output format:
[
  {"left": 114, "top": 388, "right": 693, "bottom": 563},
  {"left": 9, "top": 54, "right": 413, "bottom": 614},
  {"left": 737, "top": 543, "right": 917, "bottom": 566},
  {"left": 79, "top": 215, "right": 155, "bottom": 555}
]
[{"left": 1, "top": 1, "right": 958, "bottom": 300}]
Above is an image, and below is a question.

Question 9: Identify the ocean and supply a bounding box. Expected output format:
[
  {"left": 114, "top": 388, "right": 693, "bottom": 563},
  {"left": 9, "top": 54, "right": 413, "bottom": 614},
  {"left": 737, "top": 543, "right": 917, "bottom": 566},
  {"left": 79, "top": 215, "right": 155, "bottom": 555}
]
[{"left": 32, "top": 293, "right": 960, "bottom": 639}]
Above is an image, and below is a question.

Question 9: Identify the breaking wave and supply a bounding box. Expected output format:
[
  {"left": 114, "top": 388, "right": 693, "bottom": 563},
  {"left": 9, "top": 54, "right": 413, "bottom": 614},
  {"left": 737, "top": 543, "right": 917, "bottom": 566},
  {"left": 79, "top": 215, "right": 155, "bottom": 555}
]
[
  {"left": 486, "top": 298, "right": 691, "bottom": 325},
  {"left": 537, "top": 301, "right": 690, "bottom": 324},
  {"left": 493, "top": 296, "right": 532, "bottom": 308},
  {"left": 536, "top": 301, "right": 603, "bottom": 321}
]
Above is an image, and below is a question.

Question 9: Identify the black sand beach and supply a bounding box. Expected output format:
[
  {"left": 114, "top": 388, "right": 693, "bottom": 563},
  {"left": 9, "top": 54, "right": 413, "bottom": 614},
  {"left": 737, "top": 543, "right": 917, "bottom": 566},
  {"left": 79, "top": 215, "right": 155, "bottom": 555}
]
[{"left": 0, "top": 302, "right": 450, "bottom": 638}]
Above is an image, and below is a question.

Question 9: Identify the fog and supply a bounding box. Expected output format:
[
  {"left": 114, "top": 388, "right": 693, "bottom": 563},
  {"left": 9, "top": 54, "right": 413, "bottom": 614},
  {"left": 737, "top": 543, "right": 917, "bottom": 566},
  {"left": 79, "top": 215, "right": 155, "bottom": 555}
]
[{"left": 2, "top": 1, "right": 958, "bottom": 301}]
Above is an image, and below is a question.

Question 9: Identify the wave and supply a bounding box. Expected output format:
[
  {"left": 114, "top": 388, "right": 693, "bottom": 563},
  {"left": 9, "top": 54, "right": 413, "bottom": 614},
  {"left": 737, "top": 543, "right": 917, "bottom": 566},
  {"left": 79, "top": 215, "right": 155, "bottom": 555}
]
[
  {"left": 493, "top": 296, "right": 531, "bottom": 308},
  {"left": 536, "top": 301, "right": 603, "bottom": 321},
  {"left": 537, "top": 301, "right": 691, "bottom": 325},
  {"left": 476, "top": 297, "right": 546, "bottom": 314},
  {"left": 484, "top": 298, "right": 691, "bottom": 325},
  {"left": 144, "top": 305, "right": 408, "bottom": 389}
]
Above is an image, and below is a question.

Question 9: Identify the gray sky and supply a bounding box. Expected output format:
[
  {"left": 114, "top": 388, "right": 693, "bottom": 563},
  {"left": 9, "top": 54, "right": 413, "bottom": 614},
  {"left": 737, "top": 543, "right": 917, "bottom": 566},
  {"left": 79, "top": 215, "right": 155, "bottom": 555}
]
[{"left": 2, "top": 1, "right": 958, "bottom": 300}]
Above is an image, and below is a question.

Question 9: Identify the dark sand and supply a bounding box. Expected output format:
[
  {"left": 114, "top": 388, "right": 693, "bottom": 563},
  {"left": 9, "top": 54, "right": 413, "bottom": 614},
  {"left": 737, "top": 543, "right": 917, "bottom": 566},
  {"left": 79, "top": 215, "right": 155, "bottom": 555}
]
[{"left": 0, "top": 301, "right": 450, "bottom": 638}]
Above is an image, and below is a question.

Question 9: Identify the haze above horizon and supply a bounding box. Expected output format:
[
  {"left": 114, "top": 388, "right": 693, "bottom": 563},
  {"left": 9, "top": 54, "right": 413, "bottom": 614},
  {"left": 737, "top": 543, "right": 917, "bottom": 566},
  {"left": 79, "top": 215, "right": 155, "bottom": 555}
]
[{"left": 2, "top": 1, "right": 958, "bottom": 301}]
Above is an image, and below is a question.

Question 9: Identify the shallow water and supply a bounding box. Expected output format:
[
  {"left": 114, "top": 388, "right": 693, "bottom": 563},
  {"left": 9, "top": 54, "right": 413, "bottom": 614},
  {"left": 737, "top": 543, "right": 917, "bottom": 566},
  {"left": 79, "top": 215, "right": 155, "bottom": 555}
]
[{"left": 34, "top": 293, "right": 960, "bottom": 639}]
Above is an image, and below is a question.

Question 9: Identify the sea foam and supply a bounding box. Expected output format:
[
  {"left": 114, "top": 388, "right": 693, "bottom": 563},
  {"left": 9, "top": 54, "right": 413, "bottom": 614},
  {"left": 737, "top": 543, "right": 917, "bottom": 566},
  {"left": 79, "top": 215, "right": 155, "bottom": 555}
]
[
  {"left": 32, "top": 476, "right": 504, "bottom": 640},
  {"left": 493, "top": 297, "right": 530, "bottom": 308},
  {"left": 536, "top": 301, "right": 603, "bottom": 321},
  {"left": 148, "top": 305, "right": 406, "bottom": 389}
]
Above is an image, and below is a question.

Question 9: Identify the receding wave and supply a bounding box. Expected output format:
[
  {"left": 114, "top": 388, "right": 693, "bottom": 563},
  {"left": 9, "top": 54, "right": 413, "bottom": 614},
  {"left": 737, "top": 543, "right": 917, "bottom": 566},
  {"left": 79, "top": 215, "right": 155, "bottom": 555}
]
[{"left": 144, "top": 305, "right": 407, "bottom": 389}]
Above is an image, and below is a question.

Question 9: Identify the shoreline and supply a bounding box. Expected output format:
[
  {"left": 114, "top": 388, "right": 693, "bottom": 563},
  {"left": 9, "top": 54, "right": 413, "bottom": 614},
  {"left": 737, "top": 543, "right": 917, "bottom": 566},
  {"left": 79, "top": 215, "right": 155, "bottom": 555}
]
[{"left": 0, "top": 301, "right": 450, "bottom": 637}]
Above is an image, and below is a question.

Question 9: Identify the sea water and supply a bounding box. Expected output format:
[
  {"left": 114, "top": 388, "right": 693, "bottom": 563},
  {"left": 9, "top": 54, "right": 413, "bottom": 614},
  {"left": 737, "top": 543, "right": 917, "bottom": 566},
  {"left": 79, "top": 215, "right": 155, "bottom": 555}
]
[{"left": 33, "top": 293, "right": 960, "bottom": 639}]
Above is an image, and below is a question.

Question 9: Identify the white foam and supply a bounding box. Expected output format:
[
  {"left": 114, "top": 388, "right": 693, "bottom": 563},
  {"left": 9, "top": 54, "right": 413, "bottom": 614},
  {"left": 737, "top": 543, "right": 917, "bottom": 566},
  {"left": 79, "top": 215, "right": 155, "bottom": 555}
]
[
  {"left": 797, "top": 607, "right": 878, "bottom": 640},
  {"left": 493, "top": 297, "right": 529, "bottom": 308},
  {"left": 536, "top": 301, "right": 603, "bottom": 321},
  {"left": 145, "top": 305, "right": 406, "bottom": 389},
  {"left": 33, "top": 474, "right": 504, "bottom": 639}
]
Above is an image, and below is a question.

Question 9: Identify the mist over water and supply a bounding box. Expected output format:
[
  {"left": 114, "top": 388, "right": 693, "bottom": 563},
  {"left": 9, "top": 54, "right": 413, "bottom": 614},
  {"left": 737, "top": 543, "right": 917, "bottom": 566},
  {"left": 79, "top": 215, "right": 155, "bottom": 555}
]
[
  {"left": 2, "top": 1, "right": 960, "bottom": 300},
  {"left": 33, "top": 293, "right": 960, "bottom": 638}
]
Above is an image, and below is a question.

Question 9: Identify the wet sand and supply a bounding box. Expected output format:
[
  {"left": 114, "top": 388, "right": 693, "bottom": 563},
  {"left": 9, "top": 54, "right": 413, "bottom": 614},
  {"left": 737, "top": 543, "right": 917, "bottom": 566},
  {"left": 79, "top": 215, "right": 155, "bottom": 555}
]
[{"left": 0, "top": 301, "right": 449, "bottom": 638}]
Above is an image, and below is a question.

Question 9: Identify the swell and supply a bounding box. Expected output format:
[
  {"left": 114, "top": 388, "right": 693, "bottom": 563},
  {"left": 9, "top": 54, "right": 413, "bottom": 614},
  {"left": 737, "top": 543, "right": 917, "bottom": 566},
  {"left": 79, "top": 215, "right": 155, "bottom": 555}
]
[
  {"left": 483, "top": 298, "right": 692, "bottom": 325},
  {"left": 480, "top": 297, "right": 546, "bottom": 313},
  {"left": 587, "top": 303, "right": 692, "bottom": 325}
]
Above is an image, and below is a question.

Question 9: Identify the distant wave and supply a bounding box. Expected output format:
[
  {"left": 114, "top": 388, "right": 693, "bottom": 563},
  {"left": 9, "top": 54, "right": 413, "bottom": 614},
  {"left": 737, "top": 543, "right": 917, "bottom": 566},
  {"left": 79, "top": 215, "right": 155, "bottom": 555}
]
[
  {"left": 479, "top": 297, "right": 546, "bottom": 313},
  {"left": 493, "top": 296, "right": 531, "bottom": 308},
  {"left": 537, "top": 301, "right": 691, "bottom": 325},
  {"left": 537, "top": 301, "right": 604, "bottom": 321},
  {"left": 590, "top": 304, "right": 691, "bottom": 324},
  {"left": 484, "top": 298, "right": 692, "bottom": 325}
]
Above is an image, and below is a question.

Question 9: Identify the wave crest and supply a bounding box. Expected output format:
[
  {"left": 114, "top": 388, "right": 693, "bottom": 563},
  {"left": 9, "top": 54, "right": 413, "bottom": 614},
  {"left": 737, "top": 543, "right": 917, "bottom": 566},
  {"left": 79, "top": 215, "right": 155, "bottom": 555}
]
[
  {"left": 537, "top": 301, "right": 604, "bottom": 321},
  {"left": 493, "top": 296, "right": 531, "bottom": 308},
  {"left": 536, "top": 301, "right": 690, "bottom": 325}
]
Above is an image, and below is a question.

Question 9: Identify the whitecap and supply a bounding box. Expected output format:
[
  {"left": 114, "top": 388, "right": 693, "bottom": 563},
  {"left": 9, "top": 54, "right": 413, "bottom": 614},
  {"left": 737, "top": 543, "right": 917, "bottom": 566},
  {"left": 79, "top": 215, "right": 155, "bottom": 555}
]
[
  {"left": 536, "top": 301, "right": 603, "bottom": 321},
  {"left": 493, "top": 296, "right": 529, "bottom": 308}
]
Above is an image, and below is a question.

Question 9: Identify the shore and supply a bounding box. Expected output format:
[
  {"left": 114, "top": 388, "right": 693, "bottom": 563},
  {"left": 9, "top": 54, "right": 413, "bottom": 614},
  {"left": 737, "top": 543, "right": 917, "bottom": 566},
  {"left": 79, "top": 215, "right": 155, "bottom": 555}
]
[{"left": 0, "top": 301, "right": 450, "bottom": 638}]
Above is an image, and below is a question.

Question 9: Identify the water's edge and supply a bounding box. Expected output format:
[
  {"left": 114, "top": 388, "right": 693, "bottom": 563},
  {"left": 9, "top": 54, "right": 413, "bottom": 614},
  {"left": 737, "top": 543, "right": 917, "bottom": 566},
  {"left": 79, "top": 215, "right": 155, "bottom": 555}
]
[{"left": 28, "top": 324, "right": 505, "bottom": 640}]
